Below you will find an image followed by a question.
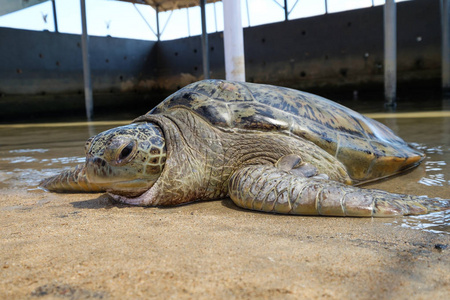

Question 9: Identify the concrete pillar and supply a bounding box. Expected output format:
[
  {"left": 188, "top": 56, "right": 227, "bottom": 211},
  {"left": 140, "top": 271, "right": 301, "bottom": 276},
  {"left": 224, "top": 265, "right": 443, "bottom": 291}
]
[
  {"left": 442, "top": 0, "right": 450, "bottom": 94},
  {"left": 223, "top": 0, "right": 246, "bottom": 82},
  {"left": 384, "top": 0, "right": 397, "bottom": 106},
  {"left": 200, "top": 0, "right": 210, "bottom": 79},
  {"left": 80, "top": 0, "right": 93, "bottom": 121}
]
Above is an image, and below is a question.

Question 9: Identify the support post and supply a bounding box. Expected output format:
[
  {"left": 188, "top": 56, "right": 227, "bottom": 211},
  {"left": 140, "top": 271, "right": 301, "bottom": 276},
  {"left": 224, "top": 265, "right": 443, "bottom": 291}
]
[
  {"left": 284, "top": 0, "right": 288, "bottom": 21},
  {"left": 80, "top": 0, "right": 93, "bottom": 121},
  {"left": 384, "top": 0, "right": 397, "bottom": 106},
  {"left": 223, "top": 0, "right": 246, "bottom": 82},
  {"left": 200, "top": 0, "right": 210, "bottom": 79},
  {"left": 442, "top": 0, "right": 450, "bottom": 94},
  {"left": 156, "top": 6, "right": 160, "bottom": 41},
  {"left": 51, "top": 0, "right": 58, "bottom": 32}
]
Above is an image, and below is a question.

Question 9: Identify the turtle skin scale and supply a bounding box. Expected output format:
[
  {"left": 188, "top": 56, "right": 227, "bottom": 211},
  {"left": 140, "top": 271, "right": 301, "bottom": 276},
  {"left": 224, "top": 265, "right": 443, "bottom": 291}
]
[{"left": 40, "top": 80, "right": 450, "bottom": 217}]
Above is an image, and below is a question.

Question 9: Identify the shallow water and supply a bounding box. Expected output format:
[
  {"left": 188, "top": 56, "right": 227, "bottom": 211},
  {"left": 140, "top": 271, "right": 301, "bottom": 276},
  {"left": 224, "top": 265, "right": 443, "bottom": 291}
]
[{"left": 0, "top": 114, "right": 449, "bottom": 234}]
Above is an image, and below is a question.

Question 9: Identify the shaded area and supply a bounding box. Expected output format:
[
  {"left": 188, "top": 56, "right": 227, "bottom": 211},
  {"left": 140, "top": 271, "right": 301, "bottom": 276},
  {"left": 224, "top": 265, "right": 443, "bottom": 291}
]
[
  {"left": 0, "top": 91, "right": 171, "bottom": 124},
  {"left": 0, "top": 83, "right": 448, "bottom": 124},
  {"left": 31, "top": 282, "right": 106, "bottom": 299}
]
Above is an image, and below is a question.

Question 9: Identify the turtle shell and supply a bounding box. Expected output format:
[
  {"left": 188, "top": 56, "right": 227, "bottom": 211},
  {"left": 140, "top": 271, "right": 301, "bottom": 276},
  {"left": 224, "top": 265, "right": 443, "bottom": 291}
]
[{"left": 148, "top": 80, "right": 424, "bottom": 183}]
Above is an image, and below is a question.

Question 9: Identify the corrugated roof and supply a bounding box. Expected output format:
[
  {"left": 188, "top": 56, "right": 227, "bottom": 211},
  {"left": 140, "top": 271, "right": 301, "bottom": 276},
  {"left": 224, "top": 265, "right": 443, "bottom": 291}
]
[
  {"left": 0, "top": 0, "right": 48, "bottom": 17},
  {"left": 120, "top": 0, "right": 221, "bottom": 12}
]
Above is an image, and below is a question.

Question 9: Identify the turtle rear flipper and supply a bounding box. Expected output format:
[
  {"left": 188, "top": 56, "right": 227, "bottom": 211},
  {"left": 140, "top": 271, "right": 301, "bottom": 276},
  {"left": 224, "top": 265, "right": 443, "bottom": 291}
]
[{"left": 228, "top": 165, "right": 450, "bottom": 217}]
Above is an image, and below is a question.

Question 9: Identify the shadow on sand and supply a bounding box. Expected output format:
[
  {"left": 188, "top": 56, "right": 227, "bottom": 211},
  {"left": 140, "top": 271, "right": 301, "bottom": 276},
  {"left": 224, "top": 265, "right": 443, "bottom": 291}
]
[{"left": 70, "top": 194, "right": 129, "bottom": 210}]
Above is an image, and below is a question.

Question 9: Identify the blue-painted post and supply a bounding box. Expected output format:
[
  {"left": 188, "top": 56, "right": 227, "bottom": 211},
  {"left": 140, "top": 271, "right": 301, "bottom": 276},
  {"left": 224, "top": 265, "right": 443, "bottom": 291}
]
[
  {"left": 384, "top": 0, "right": 397, "bottom": 106},
  {"left": 200, "top": 0, "right": 210, "bottom": 79},
  {"left": 442, "top": 0, "right": 450, "bottom": 94}
]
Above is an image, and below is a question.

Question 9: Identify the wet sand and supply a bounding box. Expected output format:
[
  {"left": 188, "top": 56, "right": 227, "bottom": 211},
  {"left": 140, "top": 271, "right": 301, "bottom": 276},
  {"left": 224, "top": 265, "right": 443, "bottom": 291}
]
[
  {"left": 0, "top": 186, "right": 449, "bottom": 299},
  {"left": 1, "top": 116, "right": 450, "bottom": 299}
]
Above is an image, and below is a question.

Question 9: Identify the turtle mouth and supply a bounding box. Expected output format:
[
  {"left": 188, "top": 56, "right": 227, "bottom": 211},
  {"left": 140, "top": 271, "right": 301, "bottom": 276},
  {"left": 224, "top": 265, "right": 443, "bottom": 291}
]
[
  {"left": 107, "top": 182, "right": 160, "bottom": 206},
  {"left": 107, "top": 187, "right": 148, "bottom": 198},
  {"left": 108, "top": 192, "right": 147, "bottom": 205},
  {"left": 105, "top": 178, "right": 156, "bottom": 197}
]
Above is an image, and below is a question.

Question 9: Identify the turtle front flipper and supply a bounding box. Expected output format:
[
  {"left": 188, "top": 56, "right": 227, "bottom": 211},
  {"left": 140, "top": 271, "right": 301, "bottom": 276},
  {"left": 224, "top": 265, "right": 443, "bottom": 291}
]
[
  {"left": 228, "top": 163, "right": 450, "bottom": 217},
  {"left": 39, "top": 164, "right": 105, "bottom": 193}
]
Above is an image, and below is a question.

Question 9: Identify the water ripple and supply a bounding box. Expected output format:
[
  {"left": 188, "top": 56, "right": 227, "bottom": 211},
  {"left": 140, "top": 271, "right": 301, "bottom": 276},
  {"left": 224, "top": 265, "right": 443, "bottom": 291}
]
[{"left": 387, "top": 211, "right": 450, "bottom": 235}]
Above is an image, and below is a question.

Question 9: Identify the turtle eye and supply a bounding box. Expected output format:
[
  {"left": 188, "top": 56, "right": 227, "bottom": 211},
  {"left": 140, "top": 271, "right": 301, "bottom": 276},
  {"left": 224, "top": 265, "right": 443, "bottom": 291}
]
[{"left": 118, "top": 141, "right": 135, "bottom": 161}]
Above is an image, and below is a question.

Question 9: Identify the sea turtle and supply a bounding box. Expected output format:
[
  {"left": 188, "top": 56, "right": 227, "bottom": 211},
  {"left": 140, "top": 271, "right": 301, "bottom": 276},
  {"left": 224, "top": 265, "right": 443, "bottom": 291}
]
[{"left": 40, "top": 80, "right": 450, "bottom": 217}]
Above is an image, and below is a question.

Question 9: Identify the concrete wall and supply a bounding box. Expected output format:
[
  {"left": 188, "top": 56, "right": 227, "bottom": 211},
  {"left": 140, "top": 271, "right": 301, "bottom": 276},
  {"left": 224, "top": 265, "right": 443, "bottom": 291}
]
[
  {"left": 0, "top": 0, "right": 442, "bottom": 96},
  {"left": 156, "top": 0, "right": 441, "bottom": 91},
  {"left": 0, "top": 28, "right": 156, "bottom": 95}
]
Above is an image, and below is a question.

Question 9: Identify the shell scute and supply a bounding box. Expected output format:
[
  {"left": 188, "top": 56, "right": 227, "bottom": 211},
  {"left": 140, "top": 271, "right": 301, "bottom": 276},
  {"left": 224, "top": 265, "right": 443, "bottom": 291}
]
[
  {"left": 228, "top": 102, "right": 289, "bottom": 131},
  {"left": 192, "top": 80, "right": 255, "bottom": 102}
]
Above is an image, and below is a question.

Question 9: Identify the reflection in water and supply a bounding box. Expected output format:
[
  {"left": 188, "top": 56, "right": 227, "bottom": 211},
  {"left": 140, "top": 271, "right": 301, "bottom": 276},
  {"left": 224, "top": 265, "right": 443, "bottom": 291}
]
[
  {"left": 9, "top": 149, "right": 48, "bottom": 153},
  {"left": 2, "top": 156, "right": 39, "bottom": 164},
  {"left": 0, "top": 168, "right": 63, "bottom": 188},
  {"left": 0, "top": 150, "right": 85, "bottom": 188},
  {"left": 387, "top": 211, "right": 449, "bottom": 235},
  {"left": 40, "top": 156, "right": 86, "bottom": 166},
  {"left": 0, "top": 116, "right": 449, "bottom": 234},
  {"left": 417, "top": 145, "right": 449, "bottom": 187}
]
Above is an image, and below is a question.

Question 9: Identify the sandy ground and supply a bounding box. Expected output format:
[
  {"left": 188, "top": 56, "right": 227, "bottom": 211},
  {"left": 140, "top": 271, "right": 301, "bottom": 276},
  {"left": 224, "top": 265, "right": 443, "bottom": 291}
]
[
  {"left": 1, "top": 186, "right": 449, "bottom": 300},
  {"left": 1, "top": 116, "right": 449, "bottom": 299}
]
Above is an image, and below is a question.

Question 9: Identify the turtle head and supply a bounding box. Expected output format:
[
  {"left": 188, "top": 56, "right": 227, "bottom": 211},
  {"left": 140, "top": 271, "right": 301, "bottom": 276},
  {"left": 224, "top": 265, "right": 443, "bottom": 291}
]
[{"left": 84, "top": 122, "right": 166, "bottom": 197}]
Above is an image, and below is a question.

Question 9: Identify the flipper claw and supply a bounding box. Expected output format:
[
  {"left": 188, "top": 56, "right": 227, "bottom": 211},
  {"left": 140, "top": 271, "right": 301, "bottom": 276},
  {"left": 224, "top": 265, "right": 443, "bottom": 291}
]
[{"left": 276, "top": 154, "right": 319, "bottom": 178}]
